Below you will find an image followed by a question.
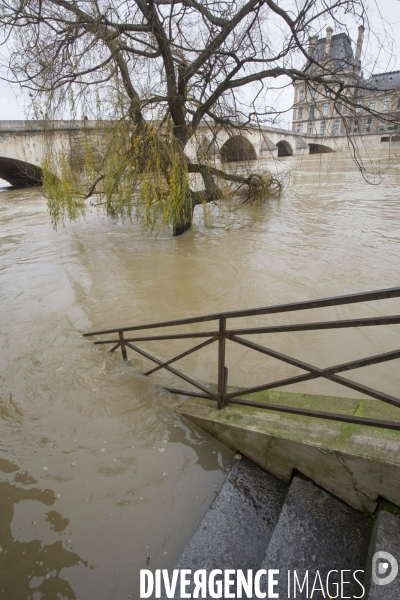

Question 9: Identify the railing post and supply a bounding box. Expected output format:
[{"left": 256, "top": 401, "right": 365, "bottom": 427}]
[
  {"left": 217, "top": 317, "right": 226, "bottom": 410},
  {"left": 119, "top": 331, "right": 127, "bottom": 361}
]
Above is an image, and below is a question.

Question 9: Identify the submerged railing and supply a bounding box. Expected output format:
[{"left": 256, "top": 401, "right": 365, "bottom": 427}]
[{"left": 84, "top": 287, "right": 400, "bottom": 432}]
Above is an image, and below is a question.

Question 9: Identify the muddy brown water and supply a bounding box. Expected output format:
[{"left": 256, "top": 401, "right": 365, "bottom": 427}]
[{"left": 1, "top": 151, "right": 400, "bottom": 599}]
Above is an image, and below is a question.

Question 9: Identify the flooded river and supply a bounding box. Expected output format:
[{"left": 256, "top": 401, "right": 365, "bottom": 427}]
[{"left": 1, "top": 151, "right": 400, "bottom": 599}]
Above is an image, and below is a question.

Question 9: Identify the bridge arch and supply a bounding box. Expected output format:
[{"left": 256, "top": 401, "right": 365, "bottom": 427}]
[
  {"left": 308, "top": 143, "right": 334, "bottom": 154},
  {"left": 276, "top": 140, "right": 293, "bottom": 157},
  {"left": 0, "top": 157, "right": 42, "bottom": 186},
  {"left": 220, "top": 135, "right": 257, "bottom": 162}
]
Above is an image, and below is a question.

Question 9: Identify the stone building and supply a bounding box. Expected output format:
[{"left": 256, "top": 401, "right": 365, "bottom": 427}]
[{"left": 292, "top": 26, "right": 400, "bottom": 138}]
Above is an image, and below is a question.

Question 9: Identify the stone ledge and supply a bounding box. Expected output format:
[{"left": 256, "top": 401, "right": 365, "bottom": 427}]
[{"left": 173, "top": 389, "right": 400, "bottom": 513}]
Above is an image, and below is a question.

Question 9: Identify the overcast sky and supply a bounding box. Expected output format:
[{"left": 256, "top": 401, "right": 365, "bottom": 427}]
[{"left": 0, "top": 0, "right": 399, "bottom": 121}]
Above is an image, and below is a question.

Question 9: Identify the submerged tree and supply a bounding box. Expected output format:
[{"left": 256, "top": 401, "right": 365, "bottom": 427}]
[{"left": 0, "top": 0, "right": 388, "bottom": 234}]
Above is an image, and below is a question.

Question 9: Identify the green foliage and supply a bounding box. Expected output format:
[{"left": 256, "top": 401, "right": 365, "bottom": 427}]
[
  {"left": 42, "top": 149, "right": 86, "bottom": 227},
  {"left": 43, "top": 121, "right": 193, "bottom": 231}
]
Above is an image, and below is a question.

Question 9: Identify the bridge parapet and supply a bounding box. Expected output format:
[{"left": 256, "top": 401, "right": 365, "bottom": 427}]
[{"left": 0, "top": 120, "right": 110, "bottom": 134}]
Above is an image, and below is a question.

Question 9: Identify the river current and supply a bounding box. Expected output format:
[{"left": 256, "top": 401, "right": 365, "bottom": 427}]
[{"left": 1, "top": 151, "right": 400, "bottom": 599}]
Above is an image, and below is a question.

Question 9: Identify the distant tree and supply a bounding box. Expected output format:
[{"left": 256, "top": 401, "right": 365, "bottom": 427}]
[{"left": 0, "top": 0, "right": 388, "bottom": 234}]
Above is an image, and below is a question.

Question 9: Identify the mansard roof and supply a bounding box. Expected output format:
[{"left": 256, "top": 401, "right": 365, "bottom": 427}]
[
  {"left": 356, "top": 70, "right": 400, "bottom": 95},
  {"left": 306, "top": 33, "right": 355, "bottom": 74}
]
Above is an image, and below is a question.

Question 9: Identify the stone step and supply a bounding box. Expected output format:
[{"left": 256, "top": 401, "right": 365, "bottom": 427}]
[
  {"left": 163, "top": 457, "right": 287, "bottom": 598},
  {"left": 255, "top": 476, "right": 371, "bottom": 600},
  {"left": 364, "top": 509, "right": 400, "bottom": 599}
]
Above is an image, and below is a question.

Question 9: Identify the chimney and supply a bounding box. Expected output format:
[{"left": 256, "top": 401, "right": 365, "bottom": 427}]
[
  {"left": 325, "top": 27, "right": 333, "bottom": 57},
  {"left": 355, "top": 25, "right": 365, "bottom": 63},
  {"left": 308, "top": 35, "right": 318, "bottom": 58}
]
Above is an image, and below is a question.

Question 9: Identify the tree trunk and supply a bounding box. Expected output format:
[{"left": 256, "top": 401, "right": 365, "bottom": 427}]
[{"left": 172, "top": 196, "right": 194, "bottom": 236}]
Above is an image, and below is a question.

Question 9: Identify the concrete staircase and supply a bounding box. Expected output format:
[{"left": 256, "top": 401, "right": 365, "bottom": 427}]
[{"left": 162, "top": 457, "right": 400, "bottom": 599}]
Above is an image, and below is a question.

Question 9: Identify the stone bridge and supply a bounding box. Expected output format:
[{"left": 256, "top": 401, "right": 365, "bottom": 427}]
[{"left": 0, "top": 119, "right": 386, "bottom": 186}]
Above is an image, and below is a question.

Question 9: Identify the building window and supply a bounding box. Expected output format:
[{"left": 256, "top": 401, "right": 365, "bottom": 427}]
[
  {"left": 298, "top": 107, "right": 303, "bottom": 119},
  {"left": 333, "top": 120, "right": 340, "bottom": 135},
  {"left": 323, "top": 103, "right": 328, "bottom": 117},
  {"left": 366, "top": 116, "right": 373, "bottom": 132},
  {"left": 335, "top": 101, "right": 342, "bottom": 114},
  {"left": 308, "top": 123, "right": 313, "bottom": 134},
  {"left": 383, "top": 97, "right": 390, "bottom": 111},
  {"left": 299, "top": 89, "right": 304, "bottom": 102},
  {"left": 369, "top": 99, "right": 376, "bottom": 110},
  {"left": 356, "top": 101, "right": 362, "bottom": 114},
  {"left": 321, "top": 122, "right": 326, "bottom": 135},
  {"left": 311, "top": 90, "right": 317, "bottom": 100},
  {"left": 309, "top": 105, "right": 315, "bottom": 119},
  {"left": 379, "top": 123, "right": 385, "bottom": 131},
  {"left": 297, "top": 124, "right": 303, "bottom": 133}
]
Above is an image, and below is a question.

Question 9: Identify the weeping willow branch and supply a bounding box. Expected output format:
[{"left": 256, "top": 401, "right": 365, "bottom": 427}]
[
  {"left": 42, "top": 119, "right": 282, "bottom": 234},
  {"left": 187, "top": 163, "right": 282, "bottom": 203}
]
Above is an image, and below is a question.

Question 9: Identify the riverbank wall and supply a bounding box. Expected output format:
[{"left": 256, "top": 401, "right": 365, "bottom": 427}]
[{"left": 172, "top": 389, "right": 400, "bottom": 513}]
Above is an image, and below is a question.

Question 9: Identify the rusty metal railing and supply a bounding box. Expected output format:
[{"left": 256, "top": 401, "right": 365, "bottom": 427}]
[{"left": 84, "top": 287, "right": 400, "bottom": 432}]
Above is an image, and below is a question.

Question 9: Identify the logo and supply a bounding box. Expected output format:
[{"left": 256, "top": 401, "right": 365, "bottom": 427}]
[{"left": 372, "top": 551, "right": 398, "bottom": 586}]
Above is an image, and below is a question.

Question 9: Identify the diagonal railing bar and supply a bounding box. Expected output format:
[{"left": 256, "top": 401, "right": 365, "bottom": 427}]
[
  {"left": 109, "top": 342, "right": 121, "bottom": 353},
  {"left": 225, "top": 373, "right": 320, "bottom": 400},
  {"left": 165, "top": 388, "right": 217, "bottom": 400},
  {"left": 94, "top": 331, "right": 219, "bottom": 344},
  {"left": 145, "top": 337, "right": 217, "bottom": 376},
  {"left": 227, "top": 397, "right": 400, "bottom": 432},
  {"left": 124, "top": 342, "right": 217, "bottom": 400},
  {"left": 228, "top": 335, "right": 324, "bottom": 373},
  {"left": 228, "top": 335, "right": 400, "bottom": 409},
  {"left": 83, "top": 286, "right": 400, "bottom": 337},
  {"left": 324, "top": 349, "right": 400, "bottom": 375},
  {"left": 328, "top": 374, "right": 400, "bottom": 409},
  {"left": 228, "top": 335, "right": 400, "bottom": 378},
  {"left": 84, "top": 286, "right": 400, "bottom": 431}
]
